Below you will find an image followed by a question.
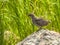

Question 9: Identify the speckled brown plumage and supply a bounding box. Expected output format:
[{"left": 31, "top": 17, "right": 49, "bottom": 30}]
[{"left": 28, "top": 13, "right": 50, "bottom": 29}]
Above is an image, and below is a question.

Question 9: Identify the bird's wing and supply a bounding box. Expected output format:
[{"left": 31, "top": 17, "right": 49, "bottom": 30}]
[
  {"left": 35, "top": 18, "right": 45, "bottom": 22},
  {"left": 35, "top": 19, "right": 44, "bottom": 24},
  {"left": 35, "top": 19, "right": 48, "bottom": 25}
]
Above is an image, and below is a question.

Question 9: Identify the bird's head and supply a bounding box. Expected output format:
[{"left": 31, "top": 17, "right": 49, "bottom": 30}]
[{"left": 28, "top": 13, "right": 35, "bottom": 18}]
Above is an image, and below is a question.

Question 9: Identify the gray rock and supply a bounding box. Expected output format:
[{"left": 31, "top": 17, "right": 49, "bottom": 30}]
[{"left": 16, "top": 29, "right": 60, "bottom": 45}]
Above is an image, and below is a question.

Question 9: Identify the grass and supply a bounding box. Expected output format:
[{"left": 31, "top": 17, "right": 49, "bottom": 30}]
[{"left": 0, "top": 0, "right": 60, "bottom": 45}]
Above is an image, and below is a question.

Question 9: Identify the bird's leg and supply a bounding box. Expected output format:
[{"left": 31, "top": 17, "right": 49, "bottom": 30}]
[
  {"left": 36, "top": 26, "right": 42, "bottom": 32},
  {"left": 40, "top": 26, "right": 42, "bottom": 29},
  {"left": 40, "top": 26, "right": 46, "bottom": 30}
]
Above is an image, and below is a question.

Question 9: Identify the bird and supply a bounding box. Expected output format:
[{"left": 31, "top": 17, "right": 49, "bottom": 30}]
[{"left": 28, "top": 13, "right": 50, "bottom": 29}]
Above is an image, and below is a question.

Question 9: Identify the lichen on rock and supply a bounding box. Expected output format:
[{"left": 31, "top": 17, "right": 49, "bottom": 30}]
[{"left": 16, "top": 29, "right": 60, "bottom": 45}]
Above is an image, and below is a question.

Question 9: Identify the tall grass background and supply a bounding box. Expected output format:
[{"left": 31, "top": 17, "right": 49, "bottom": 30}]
[{"left": 0, "top": 0, "right": 60, "bottom": 45}]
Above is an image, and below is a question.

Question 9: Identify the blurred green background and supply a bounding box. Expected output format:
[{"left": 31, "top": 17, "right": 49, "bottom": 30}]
[{"left": 0, "top": 0, "right": 60, "bottom": 45}]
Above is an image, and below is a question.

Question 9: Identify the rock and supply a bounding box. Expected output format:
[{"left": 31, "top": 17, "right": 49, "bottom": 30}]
[{"left": 16, "top": 29, "right": 60, "bottom": 45}]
